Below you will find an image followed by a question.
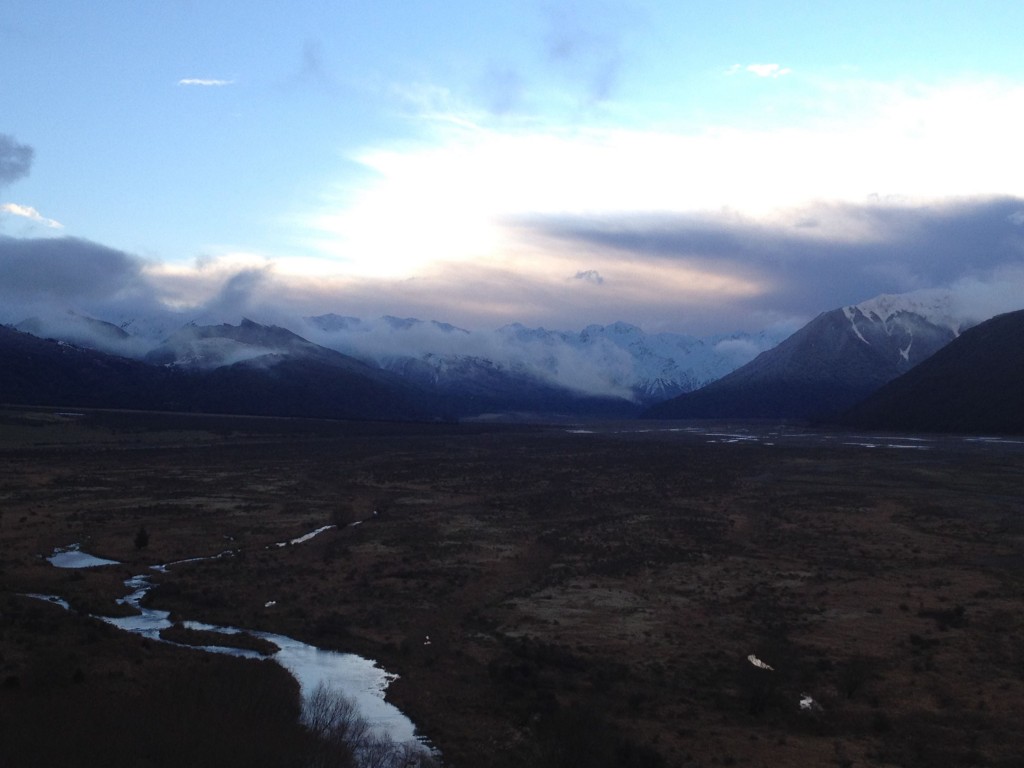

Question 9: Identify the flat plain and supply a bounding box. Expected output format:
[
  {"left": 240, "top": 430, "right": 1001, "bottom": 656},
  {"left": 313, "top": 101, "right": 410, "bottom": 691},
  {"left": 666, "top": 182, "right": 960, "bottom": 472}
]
[{"left": 2, "top": 407, "right": 1024, "bottom": 767}]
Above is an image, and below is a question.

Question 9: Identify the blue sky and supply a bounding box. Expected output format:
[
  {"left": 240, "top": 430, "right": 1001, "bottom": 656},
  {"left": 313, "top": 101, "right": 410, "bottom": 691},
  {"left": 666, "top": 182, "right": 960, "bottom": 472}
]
[{"left": 3, "top": 1, "right": 1024, "bottom": 334}]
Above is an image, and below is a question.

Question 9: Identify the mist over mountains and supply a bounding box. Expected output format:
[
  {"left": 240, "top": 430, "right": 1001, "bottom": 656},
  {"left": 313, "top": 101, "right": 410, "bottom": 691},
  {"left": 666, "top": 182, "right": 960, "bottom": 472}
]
[{"left": 9, "top": 309, "right": 792, "bottom": 407}]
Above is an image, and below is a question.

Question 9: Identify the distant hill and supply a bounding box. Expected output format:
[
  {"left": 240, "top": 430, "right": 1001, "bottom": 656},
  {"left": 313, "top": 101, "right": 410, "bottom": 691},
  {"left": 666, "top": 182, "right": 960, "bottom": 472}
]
[
  {"left": 147, "top": 318, "right": 638, "bottom": 419},
  {"left": 0, "top": 323, "right": 437, "bottom": 422},
  {"left": 643, "top": 299, "right": 962, "bottom": 421},
  {"left": 0, "top": 319, "right": 639, "bottom": 421},
  {"left": 0, "top": 324, "right": 184, "bottom": 411},
  {"left": 840, "top": 308, "right": 1024, "bottom": 434}
]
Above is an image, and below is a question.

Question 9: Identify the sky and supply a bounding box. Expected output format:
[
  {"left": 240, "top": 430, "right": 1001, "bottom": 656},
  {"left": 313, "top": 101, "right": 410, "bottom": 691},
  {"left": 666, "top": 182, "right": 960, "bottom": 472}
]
[{"left": 3, "top": 1, "right": 1024, "bottom": 336}]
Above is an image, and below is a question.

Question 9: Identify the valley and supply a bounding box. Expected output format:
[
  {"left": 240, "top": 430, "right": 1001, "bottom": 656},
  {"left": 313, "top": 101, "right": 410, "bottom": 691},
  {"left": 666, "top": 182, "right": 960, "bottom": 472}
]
[{"left": 2, "top": 408, "right": 1024, "bottom": 766}]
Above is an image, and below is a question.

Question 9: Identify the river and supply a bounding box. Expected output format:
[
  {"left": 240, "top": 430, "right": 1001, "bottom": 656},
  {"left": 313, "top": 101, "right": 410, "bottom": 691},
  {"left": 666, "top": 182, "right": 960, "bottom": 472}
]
[{"left": 36, "top": 539, "right": 432, "bottom": 759}]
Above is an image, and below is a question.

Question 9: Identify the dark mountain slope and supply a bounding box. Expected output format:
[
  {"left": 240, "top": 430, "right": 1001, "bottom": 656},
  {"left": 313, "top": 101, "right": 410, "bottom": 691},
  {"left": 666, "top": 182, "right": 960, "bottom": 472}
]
[
  {"left": 0, "top": 325, "right": 185, "bottom": 410},
  {"left": 146, "top": 318, "right": 367, "bottom": 370},
  {"left": 383, "top": 354, "right": 640, "bottom": 419},
  {"left": 188, "top": 354, "right": 440, "bottom": 421},
  {"left": 0, "top": 325, "right": 438, "bottom": 421},
  {"left": 145, "top": 319, "right": 442, "bottom": 420},
  {"left": 840, "top": 308, "right": 1024, "bottom": 434}
]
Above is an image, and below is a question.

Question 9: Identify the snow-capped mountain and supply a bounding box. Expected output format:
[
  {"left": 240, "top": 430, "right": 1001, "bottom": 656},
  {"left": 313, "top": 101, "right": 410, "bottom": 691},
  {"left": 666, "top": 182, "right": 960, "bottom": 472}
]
[
  {"left": 645, "top": 292, "right": 971, "bottom": 421},
  {"left": 853, "top": 289, "right": 969, "bottom": 337}
]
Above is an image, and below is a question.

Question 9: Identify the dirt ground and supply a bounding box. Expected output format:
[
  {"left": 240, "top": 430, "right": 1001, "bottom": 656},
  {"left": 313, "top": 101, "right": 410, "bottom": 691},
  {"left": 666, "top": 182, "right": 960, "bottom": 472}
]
[{"left": 2, "top": 407, "right": 1024, "bottom": 767}]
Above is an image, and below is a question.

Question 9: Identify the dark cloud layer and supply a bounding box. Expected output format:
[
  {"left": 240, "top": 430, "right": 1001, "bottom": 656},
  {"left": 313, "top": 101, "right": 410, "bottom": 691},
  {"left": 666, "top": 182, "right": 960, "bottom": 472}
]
[
  {"left": 0, "top": 134, "right": 34, "bottom": 185},
  {"left": 527, "top": 196, "right": 1024, "bottom": 319},
  {"left": 0, "top": 235, "right": 146, "bottom": 303}
]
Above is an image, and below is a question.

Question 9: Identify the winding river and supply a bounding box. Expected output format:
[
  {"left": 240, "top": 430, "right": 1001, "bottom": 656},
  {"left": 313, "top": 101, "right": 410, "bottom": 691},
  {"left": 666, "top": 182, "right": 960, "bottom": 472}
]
[{"left": 35, "top": 539, "right": 431, "bottom": 756}]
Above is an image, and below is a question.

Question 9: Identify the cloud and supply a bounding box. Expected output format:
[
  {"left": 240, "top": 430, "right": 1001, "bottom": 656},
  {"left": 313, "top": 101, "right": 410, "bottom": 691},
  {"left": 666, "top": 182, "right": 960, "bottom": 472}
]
[
  {"left": 573, "top": 269, "right": 604, "bottom": 285},
  {"left": 302, "top": 313, "right": 637, "bottom": 399},
  {"left": 178, "top": 78, "right": 234, "bottom": 87},
  {"left": 945, "top": 263, "right": 1024, "bottom": 324},
  {"left": 1, "top": 203, "right": 62, "bottom": 228},
  {"left": 0, "top": 134, "right": 33, "bottom": 186},
  {"left": 524, "top": 196, "right": 1024, "bottom": 328},
  {"left": 202, "top": 266, "right": 273, "bottom": 318},
  {"left": 0, "top": 236, "right": 157, "bottom": 329},
  {"left": 313, "top": 78, "right": 1024, "bottom": 291},
  {"left": 742, "top": 63, "right": 792, "bottom": 78},
  {"left": 713, "top": 337, "right": 767, "bottom": 362}
]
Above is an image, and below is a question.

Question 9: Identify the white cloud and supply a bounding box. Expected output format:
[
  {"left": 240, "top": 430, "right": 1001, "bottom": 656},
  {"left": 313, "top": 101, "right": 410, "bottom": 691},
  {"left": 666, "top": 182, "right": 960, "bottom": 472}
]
[
  {"left": 1, "top": 202, "right": 62, "bottom": 228},
  {"left": 745, "top": 63, "right": 791, "bottom": 78},
  {"left": 301, "top": 78, "right": 1024, "bottom": 283},
  {"left": 177, "top": 78, "right": 234, "bottom": 87},
  {"left": 727, "top": 63, "right": 791, "bottom": 78}
]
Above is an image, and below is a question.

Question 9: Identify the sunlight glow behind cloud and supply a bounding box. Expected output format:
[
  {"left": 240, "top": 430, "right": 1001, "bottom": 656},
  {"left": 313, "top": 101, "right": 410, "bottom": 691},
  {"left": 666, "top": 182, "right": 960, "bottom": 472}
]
[{"left": 298, "top": 79, "right": 1024, "bottom": 288}]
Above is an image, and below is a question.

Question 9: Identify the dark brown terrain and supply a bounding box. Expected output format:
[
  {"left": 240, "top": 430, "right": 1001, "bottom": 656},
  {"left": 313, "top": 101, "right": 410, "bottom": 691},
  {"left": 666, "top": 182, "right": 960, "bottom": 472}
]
[{"left": 2, "top": 407, "right": 1024, "bottom": 767}]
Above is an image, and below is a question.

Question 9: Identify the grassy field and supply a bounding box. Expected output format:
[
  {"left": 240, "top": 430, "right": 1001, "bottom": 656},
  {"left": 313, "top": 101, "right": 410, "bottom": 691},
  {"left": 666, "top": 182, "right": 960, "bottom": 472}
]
[{"left": 2, "top": 407, "right": 1024, "bottom": 766}]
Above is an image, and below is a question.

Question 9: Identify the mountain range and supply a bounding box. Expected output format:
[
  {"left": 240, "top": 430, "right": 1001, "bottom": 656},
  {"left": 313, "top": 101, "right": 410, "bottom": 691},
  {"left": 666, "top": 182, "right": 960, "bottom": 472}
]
[
  {"left": 9, "top": 310, "right": 792, "bottom": 414},
  {"left": 0, "top": 321, "right": 434, "bottom": 422},
  {"left": 2, "top": 291, "right": 1020, "bottom": 432}
]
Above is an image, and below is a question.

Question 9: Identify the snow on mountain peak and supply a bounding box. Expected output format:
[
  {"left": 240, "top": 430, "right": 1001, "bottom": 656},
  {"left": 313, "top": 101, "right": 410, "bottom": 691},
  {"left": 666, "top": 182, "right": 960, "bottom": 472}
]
[{"left": 852, "top": 289, "right": 965, "bottom": 335}]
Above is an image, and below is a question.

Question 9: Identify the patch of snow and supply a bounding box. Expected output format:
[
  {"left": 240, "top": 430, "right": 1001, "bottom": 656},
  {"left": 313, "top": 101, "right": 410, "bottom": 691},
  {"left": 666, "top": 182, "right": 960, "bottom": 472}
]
[
  {"left": 854, "top": 289, "right": 966, "bottom": 335},
  {"left": 899, "top": 336, "right": 913, "bottom": 361},
  {"left": 47, "top": 544, "right": 119, "bottom": 569},
  {"left": 799, "top": 694, "right": 822, "bottom": 712},
  {"left": 843, "top": 307, "right": 871, "bottom": 345}
]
